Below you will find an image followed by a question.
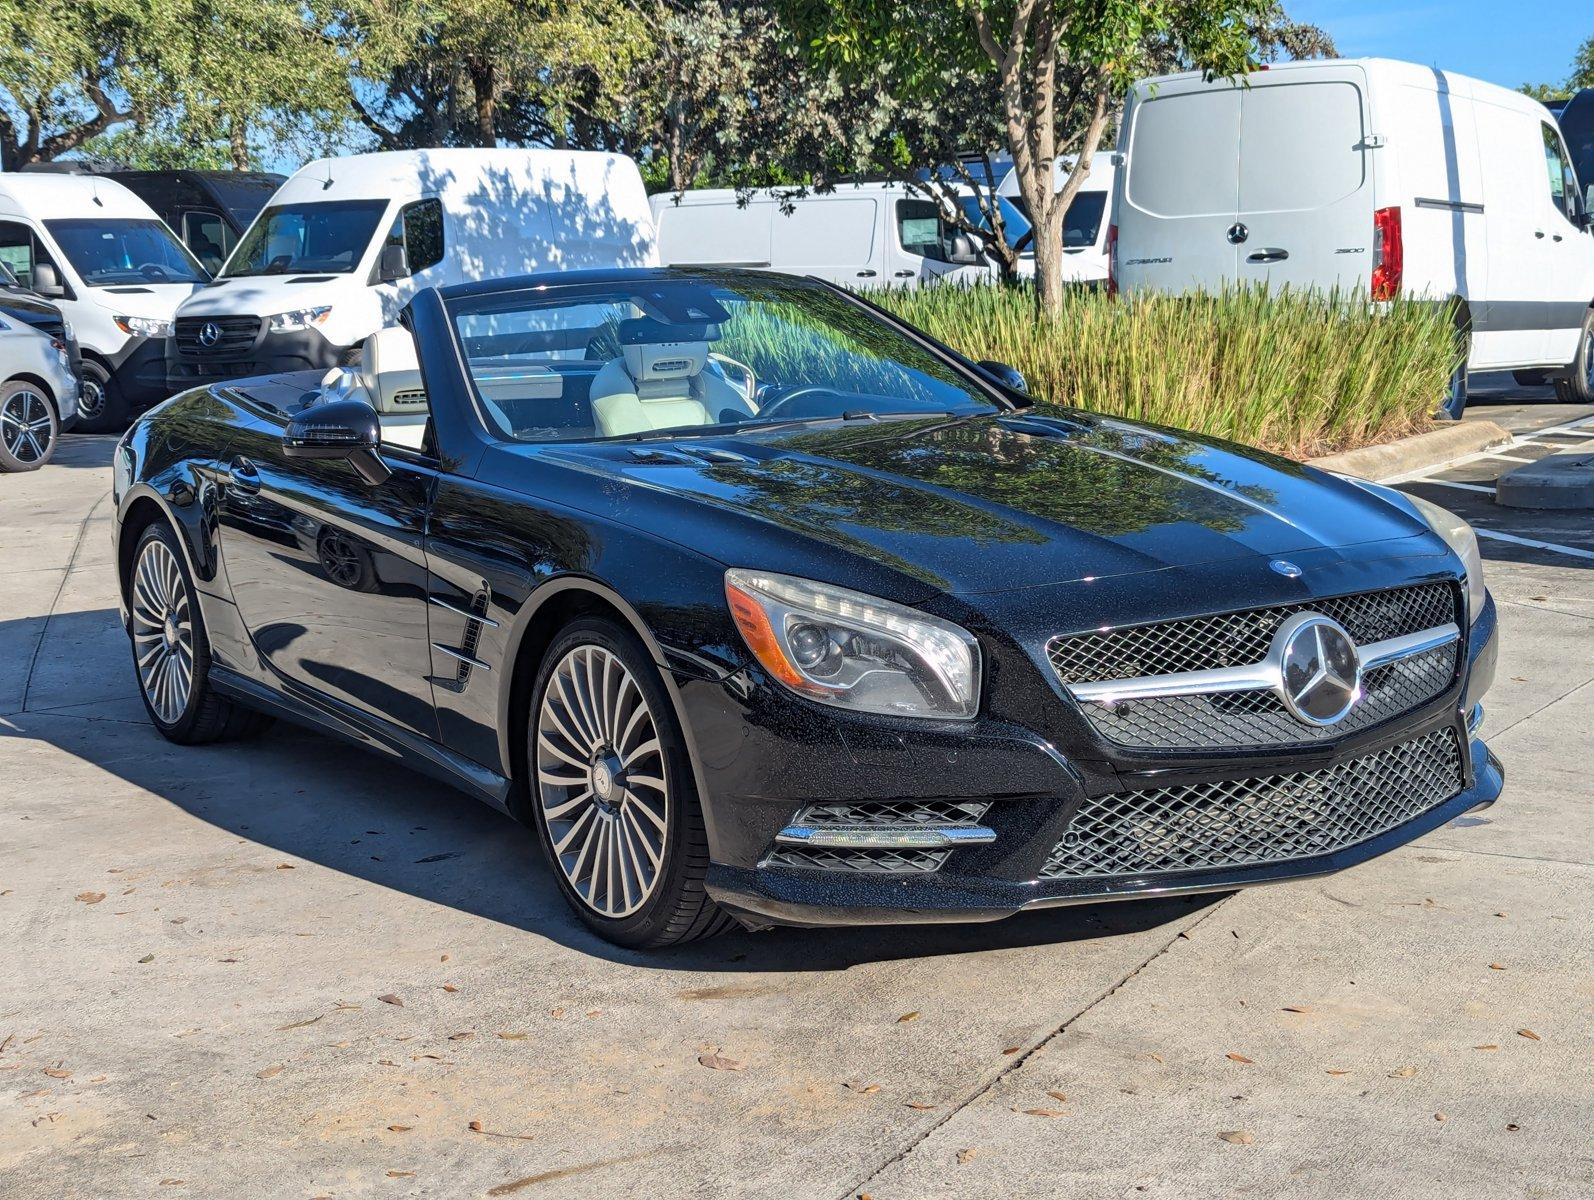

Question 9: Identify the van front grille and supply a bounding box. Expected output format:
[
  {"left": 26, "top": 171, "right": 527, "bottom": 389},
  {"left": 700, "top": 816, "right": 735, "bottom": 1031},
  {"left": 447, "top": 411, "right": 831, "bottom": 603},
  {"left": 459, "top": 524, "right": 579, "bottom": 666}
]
[{"left": 175, "top": 315, "right": 260, "bottom": 359}]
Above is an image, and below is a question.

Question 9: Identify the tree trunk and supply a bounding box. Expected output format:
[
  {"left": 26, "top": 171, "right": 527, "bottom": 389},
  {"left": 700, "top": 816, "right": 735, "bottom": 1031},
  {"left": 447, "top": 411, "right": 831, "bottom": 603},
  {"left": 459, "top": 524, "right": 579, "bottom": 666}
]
[
  {"left": 468, "top": 59, "right": 497, "bottom": 146},
  {"left": 229, "top": 118, "right": 250, "bottom": 170}
]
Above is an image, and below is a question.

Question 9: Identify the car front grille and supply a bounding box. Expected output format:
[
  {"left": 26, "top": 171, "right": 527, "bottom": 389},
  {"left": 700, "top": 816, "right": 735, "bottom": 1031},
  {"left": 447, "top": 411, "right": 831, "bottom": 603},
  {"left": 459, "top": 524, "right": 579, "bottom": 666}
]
[
  {"left": 1049, "top": 583, "right": 1461, "bottom": 750},
  {"left": 175, "top": 315, "right": 261, "bottom": 359},
  {"left": 1039, "top": 726, "right": 1465, "bottom": 880}
]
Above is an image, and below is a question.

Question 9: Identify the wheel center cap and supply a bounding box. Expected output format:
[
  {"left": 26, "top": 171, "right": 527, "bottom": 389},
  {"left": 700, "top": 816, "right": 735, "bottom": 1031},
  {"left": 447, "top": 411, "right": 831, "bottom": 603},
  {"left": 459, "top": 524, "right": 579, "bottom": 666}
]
[
  {"left": 163, "top": 615, "right": 179, "bottom": 649},
  {"left": 590, "top": 752, "right": 625, "bottom": 808}
]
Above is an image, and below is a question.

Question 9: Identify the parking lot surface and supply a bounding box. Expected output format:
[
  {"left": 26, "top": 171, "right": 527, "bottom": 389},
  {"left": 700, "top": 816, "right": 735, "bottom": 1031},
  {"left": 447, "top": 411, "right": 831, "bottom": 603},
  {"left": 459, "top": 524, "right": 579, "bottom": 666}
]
[{"left": 1, "top": 396, "right": 1591, "bottom": 1199}]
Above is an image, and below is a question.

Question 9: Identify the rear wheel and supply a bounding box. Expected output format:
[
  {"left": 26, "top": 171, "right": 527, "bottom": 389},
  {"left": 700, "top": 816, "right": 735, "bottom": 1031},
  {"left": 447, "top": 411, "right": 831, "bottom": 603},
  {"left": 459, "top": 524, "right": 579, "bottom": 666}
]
[
  {"left": 75, "top": 360, "right": 131, "bottom": 434},
  {"left": 0, "top": 381, "right": 58, "bottom": 471},
  {"left": 527, "top": 618, "right": 731, "bottom": 948},
  {"left": 1553, "top": 309, "right": 1594, "bottom": 405},
  {"left": 129, "top": 522, "right": 274, "bottom": 743}
]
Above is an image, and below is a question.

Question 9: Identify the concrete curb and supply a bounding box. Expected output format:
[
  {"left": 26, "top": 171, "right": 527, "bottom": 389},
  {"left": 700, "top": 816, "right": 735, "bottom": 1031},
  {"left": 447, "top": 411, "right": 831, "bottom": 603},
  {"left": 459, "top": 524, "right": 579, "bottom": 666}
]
[
  {"left": 1497, "top": 450, "right": 1594, "bottom": 509},
  {"left": 1306, "top": 420, "right": 1514, "bottom": 481}
]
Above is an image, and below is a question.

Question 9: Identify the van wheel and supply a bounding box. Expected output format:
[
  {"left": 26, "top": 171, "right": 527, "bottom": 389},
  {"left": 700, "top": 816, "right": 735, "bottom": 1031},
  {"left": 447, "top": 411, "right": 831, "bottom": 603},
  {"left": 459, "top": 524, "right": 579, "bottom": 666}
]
[
  {"left": 75, "top": 361, "right": 130, "bottom": 434},
  {"left": 1553, "top": 310, "right": 1594, "bottom": 405},
  {"left": 1440, "top": 343, "right": 1468, "bottom": 420},
  {"left": 0, "top": 381, "right": 58, "bottom": 471}
]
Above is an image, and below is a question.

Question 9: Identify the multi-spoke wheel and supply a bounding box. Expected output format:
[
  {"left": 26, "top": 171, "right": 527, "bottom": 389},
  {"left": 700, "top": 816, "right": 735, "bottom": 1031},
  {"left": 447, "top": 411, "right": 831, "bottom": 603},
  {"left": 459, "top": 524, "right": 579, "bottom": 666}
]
[
  {"left": 126, "top": 522, "right": 274, "bottom": 744},
  {"left": 1555, "top": 309, "right": 1594, "bottom": 405},
  {"left": 74, "top": 361, "right": 129, "bottom": 434},
  {"left": 0, "top": 382, "right": 57, "bottom": 472},
  {"left": 132, "top": 537, "right": 195, "bottom": 724},
  {"left": 527, "top": 619, "right": 731, "bottom": 947}
]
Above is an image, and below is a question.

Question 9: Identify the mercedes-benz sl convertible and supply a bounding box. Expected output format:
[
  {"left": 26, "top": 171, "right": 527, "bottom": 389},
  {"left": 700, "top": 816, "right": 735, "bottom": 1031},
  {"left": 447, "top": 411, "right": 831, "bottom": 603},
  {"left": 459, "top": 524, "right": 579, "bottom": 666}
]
[{"left": 111, "top": 268, "right": 1503, "bottom": 948}]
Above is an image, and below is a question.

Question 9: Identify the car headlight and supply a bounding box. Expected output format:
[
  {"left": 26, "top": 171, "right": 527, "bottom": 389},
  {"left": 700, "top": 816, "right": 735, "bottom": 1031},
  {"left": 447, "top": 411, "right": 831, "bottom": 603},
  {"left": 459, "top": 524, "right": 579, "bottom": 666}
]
[
  {"left": 268, "top": 306, "right": 332, "bottom": 333},
  {"left": 113, "top": 315, "right": 173, "bottom": 337},
  {"left": 1406, "top": 493, "right": 1486, "bottom": 622},
  {"left": 724, "top": 569, "right": 981, "bottom": 719}
]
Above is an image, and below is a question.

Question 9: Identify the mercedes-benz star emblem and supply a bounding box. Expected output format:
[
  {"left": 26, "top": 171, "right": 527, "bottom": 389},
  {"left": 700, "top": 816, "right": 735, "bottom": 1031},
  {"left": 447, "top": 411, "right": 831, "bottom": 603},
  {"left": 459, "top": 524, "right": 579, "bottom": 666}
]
[
  {"left": 1227, "top": 222, "right": 1249, "bottom": 245},
  {"left": 1273, "top": 613, "right": 1361, "bottom": 726},
  {"left": 198, "top": 321, "right": 222, "bottom": 347},
  {"left": 1269, "top": 559, "right": 1303, "bottom": 579}
]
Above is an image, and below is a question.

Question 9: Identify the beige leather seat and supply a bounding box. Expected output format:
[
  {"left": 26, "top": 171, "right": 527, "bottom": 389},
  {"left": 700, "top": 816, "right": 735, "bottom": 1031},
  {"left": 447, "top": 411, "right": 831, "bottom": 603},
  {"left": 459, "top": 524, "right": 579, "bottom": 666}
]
[
  {"left": 317, "top": 326, "right": 433, "bottom": 450},
  {"left": 590, "top": 330, "right": 754, "bottom": 438}
]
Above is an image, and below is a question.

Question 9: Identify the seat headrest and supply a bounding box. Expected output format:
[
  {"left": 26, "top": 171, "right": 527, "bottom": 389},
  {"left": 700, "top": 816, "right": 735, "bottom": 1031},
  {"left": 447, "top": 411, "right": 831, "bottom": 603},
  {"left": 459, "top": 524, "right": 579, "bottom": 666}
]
[{"left": 359, "top": 326, "right": 427, "bottom": 414}]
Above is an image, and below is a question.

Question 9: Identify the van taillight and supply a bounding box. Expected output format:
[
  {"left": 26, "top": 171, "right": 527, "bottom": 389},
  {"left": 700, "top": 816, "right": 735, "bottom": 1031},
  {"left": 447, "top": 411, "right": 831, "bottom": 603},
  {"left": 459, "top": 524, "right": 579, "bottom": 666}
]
[
  {"left": 1371, "top": 206, "right": 1403, "bottom": 300},
  {"left": 1106, "top": 223, "right": 1119, "bottom": 297}
]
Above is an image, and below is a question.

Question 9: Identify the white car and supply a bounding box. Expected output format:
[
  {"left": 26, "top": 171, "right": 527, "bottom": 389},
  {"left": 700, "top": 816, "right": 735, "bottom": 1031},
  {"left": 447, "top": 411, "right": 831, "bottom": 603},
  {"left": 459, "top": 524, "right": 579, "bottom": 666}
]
[
  {"left": 0, "top": 173, "right": 207, "bottom": 433},
  {"left": 169, "top": 149, "right": 658, "bottom": 392},
  {"left": 1112, "top": 57, "right": 1594, "bottom": 414},
  {"left": 0, "top": 315, "right": 78, "bottom": 472}
]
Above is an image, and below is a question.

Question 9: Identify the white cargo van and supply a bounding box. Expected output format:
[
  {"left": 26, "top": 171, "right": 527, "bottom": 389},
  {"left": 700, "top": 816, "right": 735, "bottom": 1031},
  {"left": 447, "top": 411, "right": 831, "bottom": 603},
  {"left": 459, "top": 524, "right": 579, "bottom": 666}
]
[
  {"left": 1113, "top": 58, "right": 1594, "bottom": 412},
  {"left": 169, "top": 149, "right": 657, "bottom": 392},
  {"left": 0, "top": 174, "right": 207, "bottom": 431},
  {"left": 650, "top": 182, "right": 996, "bottom": 288},
  {"left": 998, "top": 157, "right": 1118, "bottom": 287}
]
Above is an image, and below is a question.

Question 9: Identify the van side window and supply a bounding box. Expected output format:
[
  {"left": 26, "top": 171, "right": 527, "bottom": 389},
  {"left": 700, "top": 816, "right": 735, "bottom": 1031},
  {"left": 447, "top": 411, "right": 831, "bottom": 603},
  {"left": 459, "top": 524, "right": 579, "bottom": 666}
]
[
  {"left": 1542, "top": 124, "right": 1582, "bottom": 223},
  {"left": 0, "top": 221, "right": 37, "bottom": 287},
  {"left": 400, "top": 199, "right": 444, "bottom": 273},
  {"left": 896, "top": 199, "right": 953, "bottom": 262}
]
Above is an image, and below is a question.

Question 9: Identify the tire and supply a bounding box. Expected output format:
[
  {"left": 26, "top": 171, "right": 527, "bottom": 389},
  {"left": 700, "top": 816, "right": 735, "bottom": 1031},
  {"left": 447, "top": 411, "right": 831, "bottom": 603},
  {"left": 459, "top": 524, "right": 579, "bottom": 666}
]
[
  {"left": 1440, "top": 352, "right": 1468, "bottom": 420},
  {"left": 0, "top": 381, "right": 58, "bottom": 471},
  {"left": 128, "top": 522, "right": 274, "bottom": 744},
  {"left": 526, "top": 617, "right": 732, "bottom": 949},
  {"left": 1553, "top": 309, "right": 1594, "bottom": 405},
  {"left": 75, "top": 360, "right": 131, "bottom": 434}
]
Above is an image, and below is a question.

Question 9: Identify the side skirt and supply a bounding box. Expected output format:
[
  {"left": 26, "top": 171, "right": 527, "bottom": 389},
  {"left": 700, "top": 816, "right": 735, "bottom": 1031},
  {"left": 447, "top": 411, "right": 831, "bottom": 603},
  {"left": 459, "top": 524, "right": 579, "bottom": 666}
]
[{"left": 209, "top": 665, "right": 514, "bottom": 815}]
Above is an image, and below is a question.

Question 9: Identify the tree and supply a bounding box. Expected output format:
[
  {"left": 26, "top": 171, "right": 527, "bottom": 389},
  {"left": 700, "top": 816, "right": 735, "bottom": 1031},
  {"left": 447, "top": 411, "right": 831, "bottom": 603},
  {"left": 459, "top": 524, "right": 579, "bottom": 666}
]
[
  {"left": 788, "top": 0, "right": 1312, "bottom": 312},
  {"left": 1520, "top": 33, "right": 1594, "bottom": 102}
]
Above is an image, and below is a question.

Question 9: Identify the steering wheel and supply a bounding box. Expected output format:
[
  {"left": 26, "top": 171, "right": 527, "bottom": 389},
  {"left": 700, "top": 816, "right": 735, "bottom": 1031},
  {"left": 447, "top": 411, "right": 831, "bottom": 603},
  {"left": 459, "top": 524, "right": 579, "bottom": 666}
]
[
  {"left": 752, "top": 384, "right": 844, "bottom": 420},
  {"left": 137, "top": 263, "right": 171, "bottom": 281}
]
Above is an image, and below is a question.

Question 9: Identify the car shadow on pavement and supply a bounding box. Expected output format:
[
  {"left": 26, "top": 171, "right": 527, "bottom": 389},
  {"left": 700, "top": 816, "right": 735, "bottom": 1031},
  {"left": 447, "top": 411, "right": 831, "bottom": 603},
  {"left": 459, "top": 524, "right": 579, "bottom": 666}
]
[{"left": 3, "top": 607, "right": 1217, "bottom": 971}]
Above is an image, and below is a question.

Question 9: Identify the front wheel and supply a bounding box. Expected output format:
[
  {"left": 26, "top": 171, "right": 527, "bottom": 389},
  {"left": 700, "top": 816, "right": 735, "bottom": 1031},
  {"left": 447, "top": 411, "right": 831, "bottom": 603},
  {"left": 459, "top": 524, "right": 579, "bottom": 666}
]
[
  {"left": 0, "top": 381, "right": 58, "bottom": 471},
  {"left": 129, "top": 522, "right": 274, "bottom": 743},
  {"left": 1553, "top": 309, "right": 1594, "bottom": 405},
  {"left": 75, "top": 360, "right": 131, "bottom": 434},
  {"left": 526, "top": 618, "right": 732, "bottom": 948}
]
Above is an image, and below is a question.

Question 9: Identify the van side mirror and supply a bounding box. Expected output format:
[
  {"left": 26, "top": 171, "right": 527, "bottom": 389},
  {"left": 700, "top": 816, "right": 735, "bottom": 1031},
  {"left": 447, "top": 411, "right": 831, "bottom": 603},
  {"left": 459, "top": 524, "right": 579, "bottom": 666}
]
[
  {"left": 283, "top": 397, "right": 391, "bottom": 485},
  {"left": 948, "top": 234, "right": 982, "bottom": 266},
  {"left": 32, "top": 262, "right": 65, "bottom": 298},
  {"left": 378, "top": 242, "right": 410, "bottom": 282}
]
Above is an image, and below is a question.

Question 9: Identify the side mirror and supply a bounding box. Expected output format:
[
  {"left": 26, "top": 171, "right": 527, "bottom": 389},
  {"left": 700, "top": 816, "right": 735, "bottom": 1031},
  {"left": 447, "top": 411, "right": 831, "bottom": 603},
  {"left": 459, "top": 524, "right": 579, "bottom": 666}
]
[
  {"left": 977, "top": 359, "right": 1028, "bottom": 395},
  {"left": 32, "top": 262, "right": 65, "bottom": 298},
  {"left": 948, "top": 234, "right": 982, "bottom": 266},
  {"left": 378, "top": 242, "right": 410, "bottom": 282},
  {"left": 283, "top": 397, "right": 391, "bottom": 485}
]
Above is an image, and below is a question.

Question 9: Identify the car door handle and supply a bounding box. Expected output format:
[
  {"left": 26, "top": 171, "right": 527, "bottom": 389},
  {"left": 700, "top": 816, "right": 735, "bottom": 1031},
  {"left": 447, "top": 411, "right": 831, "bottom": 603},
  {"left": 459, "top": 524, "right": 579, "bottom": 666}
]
[
  {"left": 1553, "top": 233, "right": 1564, "bottom": 242},
  {"left": 1246, "top": 248, "right": 1289, "bottom": 264},
  {"left": 856, "top": 269, "right": 877, "bottom": 277},
  {"left": 227, "top": 457, "right": 260, "bottom": 494},
  {"left": 893, "top": 269, "right": 915, "bottom": 278},
  {"left": 1535, "top": 230, "right": 1546, "bottom": 239}
]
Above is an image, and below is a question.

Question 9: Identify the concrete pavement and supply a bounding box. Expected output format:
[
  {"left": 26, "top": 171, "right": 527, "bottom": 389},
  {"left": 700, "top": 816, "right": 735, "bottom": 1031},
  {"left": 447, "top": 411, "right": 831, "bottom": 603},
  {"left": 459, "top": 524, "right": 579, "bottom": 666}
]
[{"left": 0, "top": 422, "right": 1589, "bottom": 1200}]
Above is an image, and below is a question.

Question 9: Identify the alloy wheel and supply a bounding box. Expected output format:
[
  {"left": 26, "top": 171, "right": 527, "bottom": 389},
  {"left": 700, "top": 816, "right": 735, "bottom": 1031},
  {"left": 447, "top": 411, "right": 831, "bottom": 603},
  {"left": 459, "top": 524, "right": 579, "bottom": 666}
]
[
  {"left": 77, "top": 375, "right": 106, "bottom": 422},
  {"left": 0, "top": 387, "right": 54, "bottom": 465},
  {"left": 131, "top": 539, "right": 195, "bottom": 725},
  {"left": 534, "top": 644, "right": 669, "bottom": 919}
]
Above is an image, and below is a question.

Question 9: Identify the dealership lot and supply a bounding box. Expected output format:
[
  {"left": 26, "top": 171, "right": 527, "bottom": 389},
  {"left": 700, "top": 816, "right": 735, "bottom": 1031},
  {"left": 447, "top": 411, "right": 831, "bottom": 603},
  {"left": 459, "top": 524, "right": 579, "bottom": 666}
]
[{"left": 1, "top": 399, "right": 1590, "bottom": 1198}]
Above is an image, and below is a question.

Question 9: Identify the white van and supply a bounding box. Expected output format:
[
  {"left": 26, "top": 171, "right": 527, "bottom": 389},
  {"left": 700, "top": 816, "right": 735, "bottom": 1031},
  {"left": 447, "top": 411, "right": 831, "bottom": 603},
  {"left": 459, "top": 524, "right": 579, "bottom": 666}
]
[
  {"left": 650, "top": 182, "right": 996, "bottom": 288},
  {"left": 169, "top": 149, "right": 657, "bottom": 393},
  {"left": 0, "top": 174, "right": 207, "bottom": 432},
  {"left": 998, "top": 157, "right": 1118, "bottom": 287},
  {"left": 1113, "top": 58, "right": 1594, "bottom": 412}
]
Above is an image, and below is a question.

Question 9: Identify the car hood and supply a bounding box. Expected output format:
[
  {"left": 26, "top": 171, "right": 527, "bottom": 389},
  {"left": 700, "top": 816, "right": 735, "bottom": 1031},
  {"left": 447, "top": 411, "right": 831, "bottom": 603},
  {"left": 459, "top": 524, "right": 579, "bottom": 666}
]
[
  {"left": 526, "top": 409, "right": 1434, "bottom": 599},
  {"left": 87, "top": 282, "right": 200, "bottom": 319},
  {"left": 0, "top": 291, "right": 63, "bottom": 326},
  {"left": 178, "top": 275, "right": 348, "bottom": 317}
]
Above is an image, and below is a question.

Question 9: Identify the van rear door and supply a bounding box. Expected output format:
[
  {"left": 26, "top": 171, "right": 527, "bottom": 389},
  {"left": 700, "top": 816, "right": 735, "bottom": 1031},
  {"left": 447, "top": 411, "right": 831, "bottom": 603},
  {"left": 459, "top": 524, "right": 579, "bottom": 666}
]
[
  {"left": 1117, "top": 81, "right": 1242, "bottom": 293},
  {"left": 1234, "top": 72, "right": 1376, "bottom": 293},
  {"left": 769, "top": 197, "right": 879, "bottom": 284}
]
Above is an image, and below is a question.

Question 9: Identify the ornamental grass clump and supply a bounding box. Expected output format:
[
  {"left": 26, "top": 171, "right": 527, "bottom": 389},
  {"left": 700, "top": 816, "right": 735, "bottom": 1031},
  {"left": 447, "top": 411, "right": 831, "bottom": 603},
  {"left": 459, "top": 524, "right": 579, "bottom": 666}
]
[{"left": 871, "top": 283, "right": 1458, "bottom": 459}]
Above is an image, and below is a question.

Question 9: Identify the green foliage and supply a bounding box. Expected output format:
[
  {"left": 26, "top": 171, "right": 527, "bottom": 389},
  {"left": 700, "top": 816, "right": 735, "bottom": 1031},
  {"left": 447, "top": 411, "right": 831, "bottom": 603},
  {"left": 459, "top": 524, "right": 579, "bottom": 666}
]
[
  {"left": 1520, "top": 33, "right": 1593, "bottom": 101},
  {"left": 871, "top": 284, "right": 1456, "bottom": 458}
]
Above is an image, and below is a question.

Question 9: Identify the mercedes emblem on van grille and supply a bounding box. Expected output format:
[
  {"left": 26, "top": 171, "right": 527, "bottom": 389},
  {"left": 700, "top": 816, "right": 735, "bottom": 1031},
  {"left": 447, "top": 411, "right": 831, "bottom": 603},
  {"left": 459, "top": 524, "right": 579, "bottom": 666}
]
[
  {"left": 1274, "top": 613, "right": 1362, "bottom": 726},
  {"left": 198, "top": 322, "right": 222, "bottom": 347}
]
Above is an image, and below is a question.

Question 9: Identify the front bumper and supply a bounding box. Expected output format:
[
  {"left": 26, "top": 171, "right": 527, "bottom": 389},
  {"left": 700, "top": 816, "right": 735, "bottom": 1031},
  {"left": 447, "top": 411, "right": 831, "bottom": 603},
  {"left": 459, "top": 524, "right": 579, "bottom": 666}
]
[
  {"left": 166, "top": 326, "right": 345, "bottom": 391},
  {"left": 107, "top": 335, "right": 173, "bottom": 409},
  {"left": 694, "top": 590, "right": 1503, "bottom": 930}
]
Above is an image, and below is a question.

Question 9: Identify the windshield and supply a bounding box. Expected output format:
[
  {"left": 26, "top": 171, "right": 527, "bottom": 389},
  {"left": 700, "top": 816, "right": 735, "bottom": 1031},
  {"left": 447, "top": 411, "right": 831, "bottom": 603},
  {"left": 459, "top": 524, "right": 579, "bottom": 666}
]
[
  {"left": 447, "top": 274, "right": 1002, "bottom": 444},
  {"left": 44, "top": 219, "right": 207, "bottom": 286},
  {"left": 223, "top": 199, "right": 389, "bottom": 276},
  {"left": 956, "top": 194, "right": 1033, "bottom": 247},
  {"left": 1010, "top": 190, "right": 1110, "bottom": 253}
]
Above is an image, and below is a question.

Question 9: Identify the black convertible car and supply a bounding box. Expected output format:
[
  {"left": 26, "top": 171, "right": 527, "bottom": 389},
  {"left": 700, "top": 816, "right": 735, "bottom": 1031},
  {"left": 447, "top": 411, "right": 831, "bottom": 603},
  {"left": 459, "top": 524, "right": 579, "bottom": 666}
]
[{"left": 111, "top": 268, "right": 1503, "bottom": 948}]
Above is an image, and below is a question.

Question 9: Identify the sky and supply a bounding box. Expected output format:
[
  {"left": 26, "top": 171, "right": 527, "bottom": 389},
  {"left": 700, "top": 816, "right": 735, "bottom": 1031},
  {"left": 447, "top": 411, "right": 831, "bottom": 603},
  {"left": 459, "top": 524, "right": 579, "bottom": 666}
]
[{"left": 1289, "top": 1, "right": 1590, "bottom": 91}]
